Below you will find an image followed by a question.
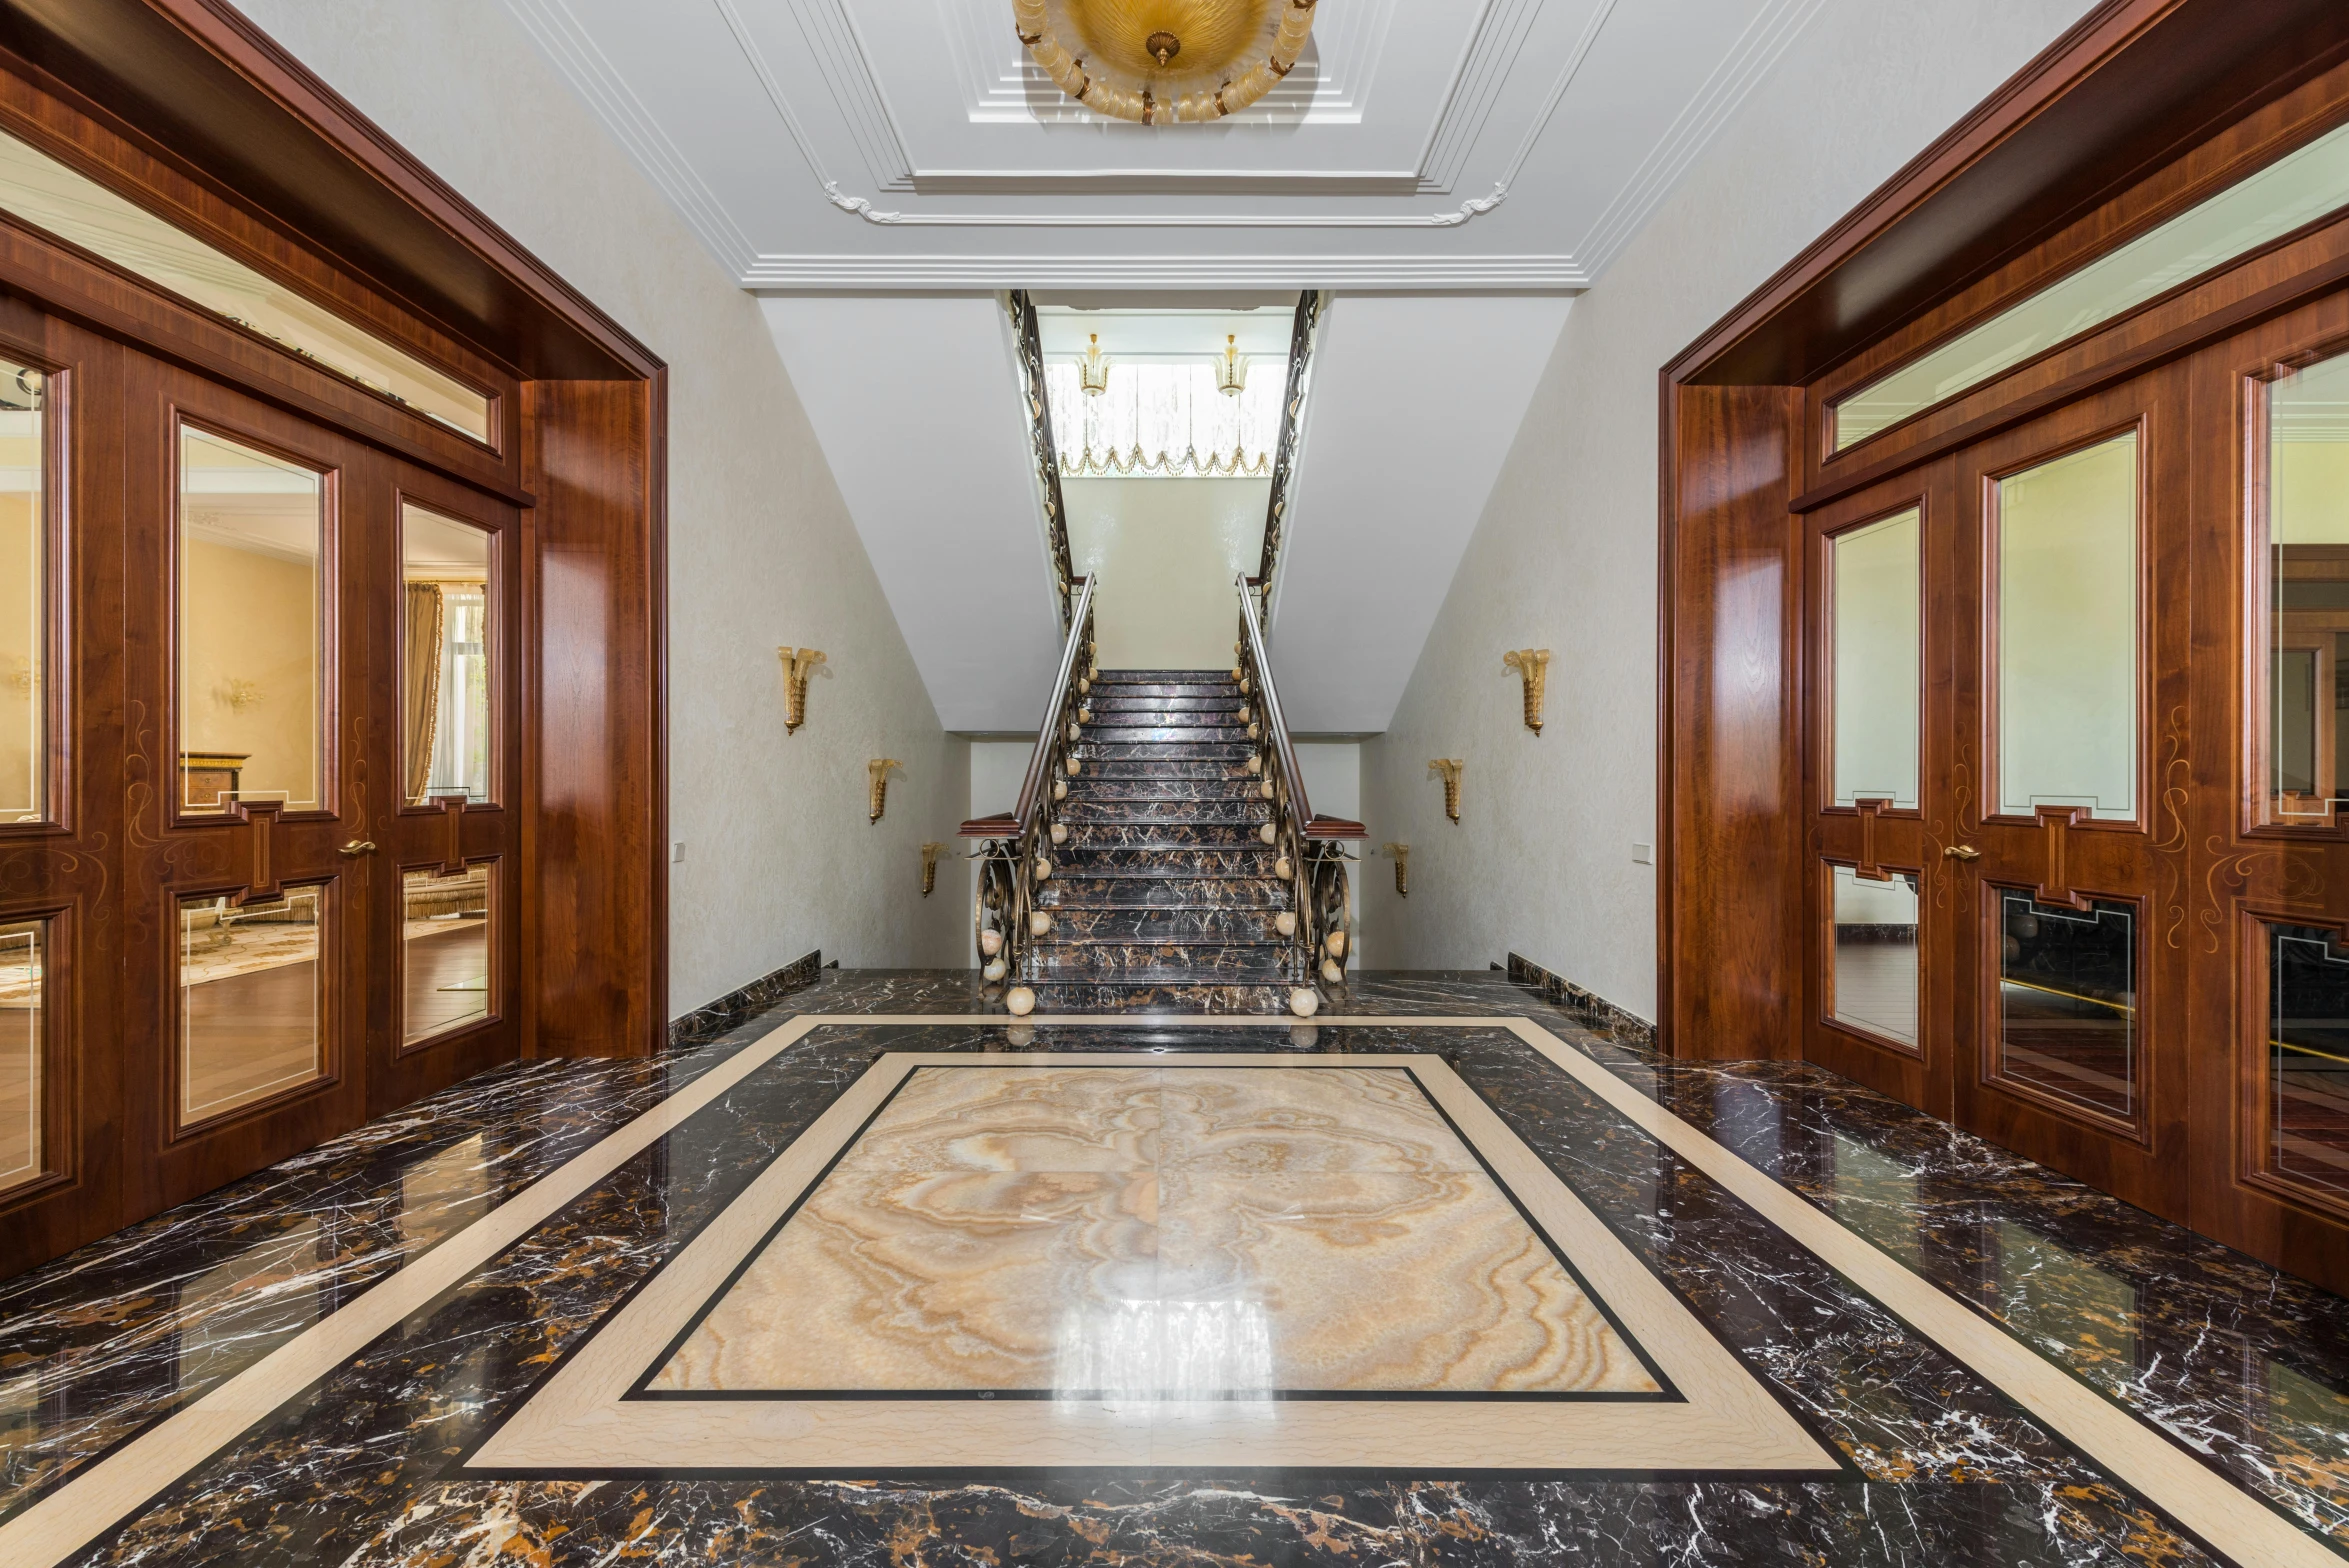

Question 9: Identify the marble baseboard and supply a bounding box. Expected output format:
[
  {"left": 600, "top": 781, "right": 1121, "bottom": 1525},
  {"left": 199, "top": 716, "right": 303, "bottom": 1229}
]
[
  {"left": 1506, "top": 953, "right": 1656, "bottom": 1050},
  {"left": 667, "top": 948, "right": 824, "bottom": 1048}
]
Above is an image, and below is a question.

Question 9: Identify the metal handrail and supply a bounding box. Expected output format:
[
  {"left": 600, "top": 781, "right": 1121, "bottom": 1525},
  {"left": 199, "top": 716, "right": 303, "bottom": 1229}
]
[
  {"left": 1013, "top": 572, "right": 1096, "bottom": 834},
  {"left": 1236, "top": 569, "right": 1312, "bottom": 829}
]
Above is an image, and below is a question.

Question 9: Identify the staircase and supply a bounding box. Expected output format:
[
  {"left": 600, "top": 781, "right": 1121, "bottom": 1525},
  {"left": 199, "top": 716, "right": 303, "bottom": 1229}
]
[{"left": 1031, "top": 667, "right": 1295, "bottom": 1013}]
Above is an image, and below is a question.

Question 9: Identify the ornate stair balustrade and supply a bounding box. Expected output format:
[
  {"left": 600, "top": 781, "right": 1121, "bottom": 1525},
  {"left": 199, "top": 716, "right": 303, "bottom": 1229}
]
[
  {"left": 1234, "top": 570, "right": 1368, "bottom": 1011},
  {"left": 959, "top": 573, "right": 1097, "bottom": 1014}
]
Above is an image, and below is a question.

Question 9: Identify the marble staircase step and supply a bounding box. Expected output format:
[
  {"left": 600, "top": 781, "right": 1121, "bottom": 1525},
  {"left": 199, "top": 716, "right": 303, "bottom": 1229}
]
[
  {"left": 1072, "top": 760, "right": 1256, "bottom": 780},
  {"left": 1081, "top": 724, "right": 1252, "bottom": 744},
  {"left": 1087, "top": 694, "right": 1242, "bottom": 714},
  {"left": 1040, "top": 875, "right": 1292, "bottom": 910},
  {"left": 1026, "top": 980, "right": 1293, "bottom": 1014},
  {"left": 1072, "top": 742, "right": 1253, "bottom": 762},
  {"left": 1029, "top": 944, "right": 1288, "bottom": 980},
  {"left": 1057, "top": 800, "right": 1274, "bottom": 825},
  {"left": 1054, "top": 846, "right": 1281, "bottom": 875},
  {"left": 1061, "top": 779, "right": 1269, "bottom": 802},
  {"left": 1060, "top": 822, "right": 1271, "bottom": 850},
  {"left": 1041, "top": 908, "right": 1284, "bottom": 943},
  {"left": 1090, "top": 669, "right": 1231, "bottom": 683}
]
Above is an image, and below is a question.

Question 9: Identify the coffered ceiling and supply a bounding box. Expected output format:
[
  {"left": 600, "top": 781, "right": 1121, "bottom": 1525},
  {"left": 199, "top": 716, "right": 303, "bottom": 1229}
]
[{"left": 502, "top": 0, "right": 1830, "bottom": 289}]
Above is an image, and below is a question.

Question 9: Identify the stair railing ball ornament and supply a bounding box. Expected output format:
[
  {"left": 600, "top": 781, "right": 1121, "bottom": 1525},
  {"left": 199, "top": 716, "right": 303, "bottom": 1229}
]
[
  {"left": 1431, "top": 758, "right": 1464, "bottom": 822},
  {"left": 777, "top": 646, "right": 825, "bottom": 733},
  {"left": 1502, "top": 648, "right": 1551, "bottom": 734},
  {"left": 1014, "top": 0, "right": 1319, "bottom": 125}
]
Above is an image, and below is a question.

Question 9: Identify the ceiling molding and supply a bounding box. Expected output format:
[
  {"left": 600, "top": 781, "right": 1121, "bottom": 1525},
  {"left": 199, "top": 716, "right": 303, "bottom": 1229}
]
[
  {"left": 1413, "top": 0, "right": 1543, "bottom": 194},
  {"left": 817, "top": 181, "right": 1512, "bottom": 226},
  {"left": 778, "top": 0, "right": 915, "bottom": 190},
  {"left": 501, "top": 0, "right": 757, "bottom": 274},
  {"left": 741, "top": 254, "right": 1589, "bottom": 290},
  {"left": 1574, "top": 0, "right": 1832, "bottom": 275}
]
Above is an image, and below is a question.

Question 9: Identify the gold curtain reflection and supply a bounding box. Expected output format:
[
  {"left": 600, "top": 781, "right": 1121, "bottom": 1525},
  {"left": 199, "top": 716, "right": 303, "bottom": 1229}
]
[{"left": 402, "top": 583, "right": 442, "bottom": 803}]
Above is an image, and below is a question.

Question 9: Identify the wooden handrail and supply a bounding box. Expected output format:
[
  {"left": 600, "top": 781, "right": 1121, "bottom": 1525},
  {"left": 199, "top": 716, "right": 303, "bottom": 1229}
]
[
  {"left": 1236, "top": 572, "right": 1366, "bottom": 841},
  {"left": 963, "top": 573, "right": 1096, "bottom": 838}
]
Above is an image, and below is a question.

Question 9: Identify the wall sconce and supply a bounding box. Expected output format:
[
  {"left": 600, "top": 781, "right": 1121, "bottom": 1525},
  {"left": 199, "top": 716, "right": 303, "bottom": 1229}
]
[
  {"left": 778, "top": 647, "right": 826, "bottom": 733},
  {"left": 1503, "top": 649, "right": 1551, "bottom": 734},
  {"left": 867, "top": 758, "right": 902, "bottom": 822},
  {"left": 215, "top": 677, "right": 263, "bottom": 713},
  {"left": 1383, "top": 842, "right": 1410, "bottom": 896},
  {"left": 919, "top": 842, "right": 946, "bottom": 897},
  {"left": 1429, "top": 759, "right": 1464, "bottom": 822}
]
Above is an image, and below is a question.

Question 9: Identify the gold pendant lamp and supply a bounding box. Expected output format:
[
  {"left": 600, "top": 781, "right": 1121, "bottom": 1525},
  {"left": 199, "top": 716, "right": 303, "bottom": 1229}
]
[{"left": 1013, "top": 0, "right": 1319, "bottom": 124}]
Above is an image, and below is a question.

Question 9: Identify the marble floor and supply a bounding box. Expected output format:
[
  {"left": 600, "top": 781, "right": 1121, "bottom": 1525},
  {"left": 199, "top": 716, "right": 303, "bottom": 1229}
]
[{"left": 0, "top": 971, "right": 2347, "bottom": 1565}]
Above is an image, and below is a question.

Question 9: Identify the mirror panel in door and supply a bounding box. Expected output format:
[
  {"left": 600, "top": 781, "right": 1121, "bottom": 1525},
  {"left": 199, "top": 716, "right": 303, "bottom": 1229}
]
[
  {"left": 2264, "top": 923, "right": 2349, "bottom": 1203},
  {"left": 2260, "top": 352, "right": 2349, "bottom": 824},
  {"left": 1830, "top": 508, "right": 1921, "bottom": 808},
  {"left": 401, "top": 865, "right": 489, "bottom": 1047},
  {"left": 1994, "top": 433, "right": 2139, "bottom": 821},
  {"left": 179, "top": 886, "right": 325, "bottom": 1125},
  {"left": 1828, "top": 862, "right": 1920, "bottom": 1049},
  {"left": 177, "top": 426, "right": 326, "bottom": 814},
  {"left": 0, "top": 360, "right": 44, "bottom": 824},
  {"left": 401, "top": 505, "right": 493, "bottom": 805},
  {"left": 0, "top": 916, "right": 44, "bottom": 1192},
  {"left": 1994, "top": 891, "right": 2138, "bottom": 1122}
]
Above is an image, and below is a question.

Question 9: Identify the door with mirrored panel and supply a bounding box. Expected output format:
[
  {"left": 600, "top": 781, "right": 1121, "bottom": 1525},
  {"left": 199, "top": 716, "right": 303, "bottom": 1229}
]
[
  {"left": 120, "top": 360, "right": 379, "bottom": 1202},
  {"left": 1938, "top": 369, "right": 2190, "bottom": 1216},
  {"left": 1807, "top": 464, "right": 1955, "bottom": 1115}
]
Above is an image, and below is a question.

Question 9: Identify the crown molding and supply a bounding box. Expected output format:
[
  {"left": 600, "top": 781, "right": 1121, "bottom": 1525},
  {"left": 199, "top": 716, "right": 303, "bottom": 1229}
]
[
  {"left": 818, "top": 180, "right": 1512, "bottom": 226},
  {"left": 502, "top": 0, "right": 757, "bottom": 274},
  {"left": 1573, "top": 0, "right": 1831, "bottom": 275},
  {"left": 740, "top": 254, "right": 1589, "bottom": 290}
]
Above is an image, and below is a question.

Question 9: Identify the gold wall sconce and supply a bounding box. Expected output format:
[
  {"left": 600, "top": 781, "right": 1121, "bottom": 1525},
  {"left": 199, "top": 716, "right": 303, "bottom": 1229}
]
[
  {"left": 778, "top": 647, "right": 826, "bottom": 733},
  {"left": 1503, "top": 648, "right": 1552, "bottom": 734},
  {"left": 1430, "top": 759, "right": 1464, "bottom": 822},
  {"left": 1383, "top": 842, "right": 1410, "bottom": 896},
  {"left": 867, "top": 758, "right": 902, "bottom": 823},
  {"left": 919, "top": 842, "right": 946, "bottom": 896},
  {"left": 215, "top": 677, "right": 263, "bottom": 713}
]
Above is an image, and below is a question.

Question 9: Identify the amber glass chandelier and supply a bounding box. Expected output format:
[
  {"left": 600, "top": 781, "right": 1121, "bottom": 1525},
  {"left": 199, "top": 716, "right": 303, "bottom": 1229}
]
[{"left": 1013, "top": 0, "right": 1319, "bottom": 124}]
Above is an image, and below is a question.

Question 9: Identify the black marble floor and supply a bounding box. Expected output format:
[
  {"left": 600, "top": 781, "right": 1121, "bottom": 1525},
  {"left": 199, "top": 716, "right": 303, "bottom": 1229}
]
[{"left": 0, "top": 970, "right": 2341, "bottom": 1565}]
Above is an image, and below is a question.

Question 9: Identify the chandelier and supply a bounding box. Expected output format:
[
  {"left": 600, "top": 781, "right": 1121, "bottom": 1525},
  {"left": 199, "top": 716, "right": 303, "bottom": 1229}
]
[
  {"left": 1078, "top": 333, "right": 1111, "bottom": 395},
  {"left": 1214, "top": 334, "right": 1246, "bottom": 396},
  {"left": 1013, "top": 0, "right": 1319, "bottom": 125}
]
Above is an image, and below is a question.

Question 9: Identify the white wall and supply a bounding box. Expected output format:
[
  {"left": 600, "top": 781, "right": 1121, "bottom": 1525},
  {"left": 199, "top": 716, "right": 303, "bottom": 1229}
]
[
  {"left": 1361, "top": 0, "right": 2102, "bottom": 1019},
  {"left": 239, "top": 0, "right": 971, "bottom": 1012},
  {"left": 1066, "top": 478, "right": 1267, "bottom": 670}
]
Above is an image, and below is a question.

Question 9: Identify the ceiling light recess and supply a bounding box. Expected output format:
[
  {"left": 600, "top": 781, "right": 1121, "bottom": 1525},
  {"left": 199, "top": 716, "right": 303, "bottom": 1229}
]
[{"left": 1013, "top": 0, "right": 1318, "bottom": 124}]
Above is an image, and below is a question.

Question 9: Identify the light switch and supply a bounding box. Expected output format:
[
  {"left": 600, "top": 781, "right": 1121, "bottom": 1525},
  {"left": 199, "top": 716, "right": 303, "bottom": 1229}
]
[
  {"left": 1631, "top": 842, "right": 1653, "bottom": 864},
  {"left": 672, "top": 842, "right": 687, "bottom": 863}
]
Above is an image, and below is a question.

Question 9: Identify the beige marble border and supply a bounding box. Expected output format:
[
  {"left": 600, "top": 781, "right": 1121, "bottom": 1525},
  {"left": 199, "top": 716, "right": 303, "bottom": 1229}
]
[
  {"left": 0, "top": 1012, "right": 2329, "bottom": 1568},
  {"left": 469, "top": 1052, "right": 1838, "bottom": 1474}
]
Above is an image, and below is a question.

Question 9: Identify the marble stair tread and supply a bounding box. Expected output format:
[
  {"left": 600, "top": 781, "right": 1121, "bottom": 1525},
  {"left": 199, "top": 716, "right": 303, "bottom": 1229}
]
[
  {"left": 1088, "top": 694, "right": 1243, "bottom": 711},
  {"left": 1061, "top": 781, "right": 1269, "bottom": 801},
  {"left": 1029, "top": 947, "right": 1290, "bottom": 980},
  {"left": 1026, "top": 980, "right": 1293, "bottom": 1013},
  {"left": 1041, "top": 877, "right": 1293, "bottom": 910},
  {"left": 1060, "top": 824, "right": 1272, "bottom": 849},
  {"left": 1057, "top": 801, "right": 1274, "bottom": 824},
  {"left": 1072, "top": 744, "right": 1253, "bottom": 762},
  {"left": 1051, "top": 849, "right": 1282, "bottom": 874},
  {"left": 1090, "top": 668, "right": 1232, "bottom": 681},
  {"left": 1041, "top": 909, "right": 1284, "bottom": 942},
  {"left": 1080, "top": 724, "right": 1252, "bottom": 743},
  {"left": 1072, "top": 760, "right": 1256, "bottom": 779}
]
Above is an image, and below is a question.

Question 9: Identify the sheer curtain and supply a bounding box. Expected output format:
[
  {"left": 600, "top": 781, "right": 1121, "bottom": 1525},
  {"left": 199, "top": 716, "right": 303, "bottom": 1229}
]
[{"left": 1045, "top": 362, "right": 1283, "bottom": 477}]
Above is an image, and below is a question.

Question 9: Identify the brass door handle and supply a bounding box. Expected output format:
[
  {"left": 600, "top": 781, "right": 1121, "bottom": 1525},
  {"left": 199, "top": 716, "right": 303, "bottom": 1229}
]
[
  {"left": 1944, "top": 844, "right": 1981, "bottom": 860},
  {"left": 338, "top": 839, "right": 377, "bottom": 857}
]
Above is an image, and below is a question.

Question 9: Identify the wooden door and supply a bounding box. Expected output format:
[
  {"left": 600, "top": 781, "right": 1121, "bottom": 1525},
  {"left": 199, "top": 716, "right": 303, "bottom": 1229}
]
[
  {"left": 1938, "top": 366, "right": 2194, "bottom": 1218},
  {"left": 1804, "top": 459, "right": 1957, "bottom": 1118}
]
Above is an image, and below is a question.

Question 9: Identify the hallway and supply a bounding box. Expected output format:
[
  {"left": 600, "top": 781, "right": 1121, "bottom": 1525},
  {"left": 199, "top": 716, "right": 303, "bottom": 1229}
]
[{"left": 2, "top": 971, "right": 2343, "bottom": 1565}]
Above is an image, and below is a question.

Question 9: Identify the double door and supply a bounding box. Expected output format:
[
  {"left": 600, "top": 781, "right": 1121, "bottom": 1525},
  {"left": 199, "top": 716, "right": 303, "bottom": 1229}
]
[
  {"left": 1807, "top": 297, "right": 2349, "bottom": 1286},
  {"left": 0, "top": 303, "right": 519, "bottom": 1270}
]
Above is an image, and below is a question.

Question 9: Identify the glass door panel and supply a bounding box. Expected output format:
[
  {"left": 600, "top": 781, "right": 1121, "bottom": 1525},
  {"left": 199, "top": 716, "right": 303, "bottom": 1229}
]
[
  {"left": 0, "top": 360, "right": 45, "bottom": 824},
  {"left": 1995, "top": 433, "right": 2139, "bottom": 821},
  {"left": 1827, "top": 863, "right": 1920, "bottom": 1049},
  {"left": 2259, "top": 352, "right": 2349, "bottom": 824},
  {"left": 401, "top": 504, "right": 494, "bottom": 805},
  {"left": 401, "top": 865, "right": 489, "bottom": 1046},
  {"left": 179, "top": 886, "right": 324, "bottom": 1123},
  {"left": 0, "top": 917, "right": 43, "bottom": 1192},
  {"left": 1830, "top": 508, "right": 1921, "bottom": 807},
  {"left": 176, "top": 426, "right": 324, "bottom": 814},
  {"left": 1994, "top": 892, "right": 2138, "bottom": 1121},
  {"left": 2265, "top": 923, "right": 2349, "bottom": 1201}
]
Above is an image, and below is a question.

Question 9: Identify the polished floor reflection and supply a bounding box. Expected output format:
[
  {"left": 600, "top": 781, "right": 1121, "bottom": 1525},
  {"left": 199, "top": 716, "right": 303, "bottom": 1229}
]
[
  {"left": 0, "top": 971, "right": 2343, "bottom": 1566},
  {"left": 656, "top": 1065, "right": 1656, "bottom": 1398}
]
